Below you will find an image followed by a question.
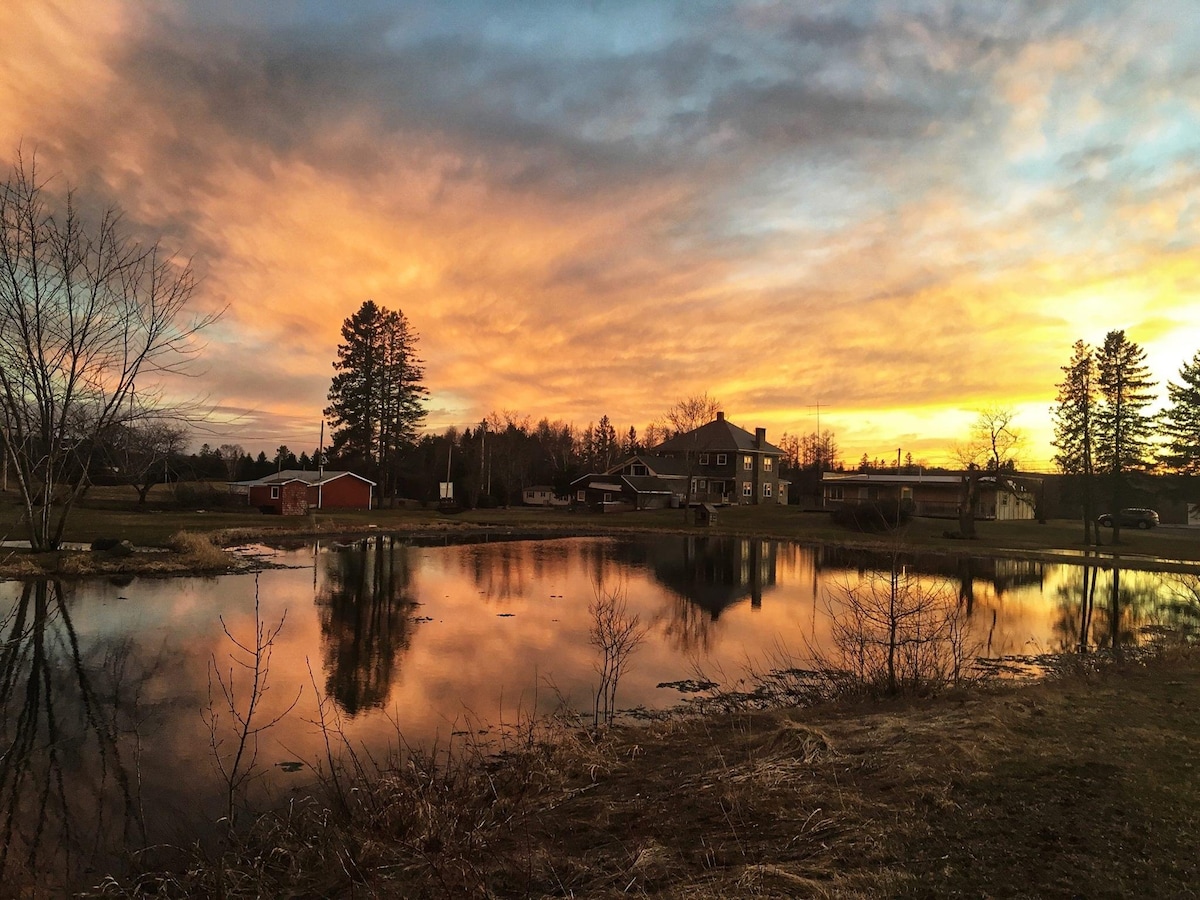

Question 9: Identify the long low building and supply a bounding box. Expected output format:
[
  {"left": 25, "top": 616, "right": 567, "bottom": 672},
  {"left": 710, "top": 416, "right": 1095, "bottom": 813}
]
[
  {"left": 821, "top": 471, "right": 1040, "bottom": 520},
  {"left": 228, "top": 469, "right": 376, "bottom": 514}
]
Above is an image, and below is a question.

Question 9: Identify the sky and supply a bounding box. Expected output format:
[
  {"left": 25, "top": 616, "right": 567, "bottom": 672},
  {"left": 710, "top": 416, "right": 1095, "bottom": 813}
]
[{"left": 2, "top": 1, "right": 1198, "bottom": 469}]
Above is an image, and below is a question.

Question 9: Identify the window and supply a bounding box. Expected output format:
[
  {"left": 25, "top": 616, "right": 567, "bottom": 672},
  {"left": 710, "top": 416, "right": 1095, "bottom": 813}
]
[
  {"left": 631, "top": 464, "right": 647, "bottom": 476},
  {"left": 698, "top": 479, "right": 707, "bottom": 490},
  {"left": 742, "top": 482, "right": 752, "bottom": 497},
  {"left": 577, "top": 490, "right": 586, "bottom": 501},
  {"left": 270, "top": 486, "right": 280, "bottom": 499},
  {"left": 763, "top": 483, "right": 772, "bottom": 498},
  {"left": 699, "top": 453, "right": 710, "bottom": 465},
  {"left": 827, "top": 486, "right": 844, "bottom": 501},
  {"left": 763, "top": 457, "right": 773, "bottom": 471},
  {"left": 716, "top": 453, "right": 727, "bottom": 466},
  {"left": 743, "top": 455, "right": 753, "bottom": 471},
  {"left": 603, "top": 492, "right": 612, "bottom": 502}
]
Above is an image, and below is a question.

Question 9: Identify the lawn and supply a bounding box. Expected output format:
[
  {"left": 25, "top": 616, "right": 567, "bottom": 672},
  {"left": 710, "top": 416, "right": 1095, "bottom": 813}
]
[{"left": 2, "top": 484, "right": 1197, "bottom": 570}]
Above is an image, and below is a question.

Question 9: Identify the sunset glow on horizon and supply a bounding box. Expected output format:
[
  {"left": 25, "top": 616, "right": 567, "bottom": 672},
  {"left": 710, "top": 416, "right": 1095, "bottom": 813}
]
[{"left": 4, "top": 1, "right": 1198, "bottom": 469}]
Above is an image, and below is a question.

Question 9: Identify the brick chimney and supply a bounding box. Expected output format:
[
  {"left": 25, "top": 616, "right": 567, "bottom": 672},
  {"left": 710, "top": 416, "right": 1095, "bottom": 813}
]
[
  {"left": 755, "top": 427, "right": 766, "bottom": 448},
  {"left": 716, "top": 411, "right": 725, "bottom": 422}
]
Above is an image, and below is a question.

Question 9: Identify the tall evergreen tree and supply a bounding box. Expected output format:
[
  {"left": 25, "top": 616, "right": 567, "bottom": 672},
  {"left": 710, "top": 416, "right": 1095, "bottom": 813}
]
[
  {"left": 325, "top": 301, "right": 428, "bottom": 499},
  {"left": 1095, "top": 330, "right": 1156, "bottom": 543},
  {"left": 1159, "top": 349, "right": 1200, "bottom": 475},
  {"left": 1052, "top": 340, "right": 1100, "bottom": 545}
]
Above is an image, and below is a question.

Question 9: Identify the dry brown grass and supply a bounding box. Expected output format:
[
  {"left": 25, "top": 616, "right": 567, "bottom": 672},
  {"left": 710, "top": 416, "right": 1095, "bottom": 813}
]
[{"left": 86, "top": 650, "right": 1200, "bottom": 898}]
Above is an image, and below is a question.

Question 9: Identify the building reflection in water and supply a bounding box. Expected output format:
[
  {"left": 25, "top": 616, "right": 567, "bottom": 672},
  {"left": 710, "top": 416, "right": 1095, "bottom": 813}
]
[
  {"left": 644, "top": 536, "right": 778, "bottom": 654},
  {"left": 315, "top": 535, "right": 422, "bottom": 715}
]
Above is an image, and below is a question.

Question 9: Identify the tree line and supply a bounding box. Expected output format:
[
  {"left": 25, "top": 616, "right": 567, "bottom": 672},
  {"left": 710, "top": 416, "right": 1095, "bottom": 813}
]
[{"left": 1052, "top": 329, "right": 1200, "bottom": 542}]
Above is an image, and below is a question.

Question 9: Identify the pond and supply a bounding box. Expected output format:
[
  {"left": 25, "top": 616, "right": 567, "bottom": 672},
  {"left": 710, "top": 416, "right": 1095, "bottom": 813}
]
[{"left": 2, "top": 533, "right": 1198, "bottom": 890}]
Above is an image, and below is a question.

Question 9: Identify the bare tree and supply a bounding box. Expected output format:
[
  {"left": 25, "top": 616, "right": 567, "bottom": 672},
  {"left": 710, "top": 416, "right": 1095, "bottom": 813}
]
[
  {"left": 954, "top": 406, "right": 1024, "bottom": 539},
  {"left": 663, "top": 392, "right": 721, "bottom": 438},
  {"left": 0, "top": 153, "right": 218, "bottom": 549},
  {"left": 112, "top": 420, "right": 187, "bottom": 505},
  {"left": 218, "top": 443, "right": 245, "bottom": 481},
  {"left": 663, "top": 392, "right": 721, "bottom": 522}
]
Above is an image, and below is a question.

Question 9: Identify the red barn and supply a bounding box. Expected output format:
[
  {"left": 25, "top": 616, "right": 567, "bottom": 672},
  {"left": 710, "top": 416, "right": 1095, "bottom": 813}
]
[{"left": 229, "top": 470, "right": 376, "bottom": 515}]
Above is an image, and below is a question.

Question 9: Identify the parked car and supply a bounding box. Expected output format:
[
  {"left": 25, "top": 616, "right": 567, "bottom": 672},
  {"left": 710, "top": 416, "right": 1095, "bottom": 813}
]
[{"left": 1097, "top": 508, "right": 1159, "bottom": 529}]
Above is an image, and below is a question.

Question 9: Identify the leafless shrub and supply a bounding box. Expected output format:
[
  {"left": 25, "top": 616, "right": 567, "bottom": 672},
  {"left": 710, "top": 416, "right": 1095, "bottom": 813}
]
[
  {"left": 202, "top": 577, "right": 300, "bottom": 826},
  {"left": 588, "top": 578, "right": 649, "bottom": 728},
  {"left": 815, "top": 562, "right": 982, "bottom": 698}
]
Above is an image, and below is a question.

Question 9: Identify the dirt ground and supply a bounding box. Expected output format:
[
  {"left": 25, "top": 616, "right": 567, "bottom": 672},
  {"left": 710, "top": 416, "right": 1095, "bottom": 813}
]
[{"left": 464, "top": 651, "right": 1198, "bottom": 899}]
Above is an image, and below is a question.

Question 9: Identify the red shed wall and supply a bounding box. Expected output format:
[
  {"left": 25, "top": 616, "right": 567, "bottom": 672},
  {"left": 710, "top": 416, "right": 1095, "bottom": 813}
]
[
  {"left": 309, "top": 475, "right": 372, "bottom": 509},
  {"left": 248, "top": 484, "right": 281, "bottom": 512}
]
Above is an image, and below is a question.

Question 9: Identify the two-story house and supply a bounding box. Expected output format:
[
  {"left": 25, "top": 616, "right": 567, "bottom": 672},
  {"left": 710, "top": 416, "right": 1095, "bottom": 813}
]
[
  {"left": 652, "top": 412, "right": 787, "bottom": 506},
  {"left": 571, "top": 412, "right": 787, "bottom": 510}
]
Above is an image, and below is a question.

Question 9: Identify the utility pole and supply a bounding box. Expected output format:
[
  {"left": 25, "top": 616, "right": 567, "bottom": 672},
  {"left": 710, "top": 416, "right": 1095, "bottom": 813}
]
[{"left": 808, "top": 400, "right": 823, "bottom": 471}]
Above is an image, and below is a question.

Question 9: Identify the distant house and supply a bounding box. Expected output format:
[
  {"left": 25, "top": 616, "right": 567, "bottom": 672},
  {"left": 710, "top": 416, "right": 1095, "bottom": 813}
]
[
  {"left": 229, "top": 469, "right": 376, "bottom": 515},
  {"left": 650, "top": 411, "right": 788, "bottom": 506},
  {"left": 820, "top": 472, "right": 1039, "bottom": 520},
  {"left": 522, "top": 485, "right": 569, "bottom": 507},
  {"left": 571, "top": 412, "right": 788, "bottom": 511}
]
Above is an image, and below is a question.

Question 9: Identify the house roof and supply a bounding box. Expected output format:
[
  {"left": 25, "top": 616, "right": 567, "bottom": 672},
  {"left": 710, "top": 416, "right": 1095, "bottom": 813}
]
[
  {"left": 821, "top": 472, "right": 1039, "bottom": 492},
  {"left": 653, "top": 413, "right": 783, "bottom": 456},
  {"left": 605, "top": 454, "right": 691, "bottom": 477},
  {"left": 622, "top": 475, "right": 678, "bottom": 495},
  {"left": 569, "top": 472, "right": 676, "bottom": 495},
  {"left": 232, "top": 469, "right": 377, "bottom": 487}
]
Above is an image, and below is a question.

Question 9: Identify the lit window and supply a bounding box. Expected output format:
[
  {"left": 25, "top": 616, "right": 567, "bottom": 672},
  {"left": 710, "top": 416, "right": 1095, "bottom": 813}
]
[
  {"left": 743, "top": 455, "right": 753, "bottom": 470},
  {"left": 763, "top": 457, "right": 773, "bottom": 471},
  {"left": 742, "top": 482, "right": 752, "bottom": 497},
  {"left": 763, "top": 483, "right": 772, "bottom": 498}
]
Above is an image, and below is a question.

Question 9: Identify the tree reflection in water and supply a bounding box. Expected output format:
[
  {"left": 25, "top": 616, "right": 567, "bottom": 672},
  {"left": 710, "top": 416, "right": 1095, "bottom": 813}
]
[
  {"left": 1052, "top": 563, "right": 1171, "bottom": 654},
  {"left": 0, "top": 580, "right": 150, "bottom": 890},
  {"left": 315, "top": 535, "right": 421, "bottom": 715}
]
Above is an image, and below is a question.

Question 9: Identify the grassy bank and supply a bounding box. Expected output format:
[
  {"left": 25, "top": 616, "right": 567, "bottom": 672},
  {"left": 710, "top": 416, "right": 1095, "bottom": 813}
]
[
  {"left": 87, "top": 649, "right": 1200, "bottom": 898},
  {"left": 3, "top": 485, "right": 1198, "bottom": 578}
]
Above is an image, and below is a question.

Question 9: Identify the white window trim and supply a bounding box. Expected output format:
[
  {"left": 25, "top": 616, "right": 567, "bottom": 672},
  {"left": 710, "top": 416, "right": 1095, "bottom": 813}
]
[
  {"left": 742, "top": 482, "right": 752, "bottom": 497},
  {"left": 763, "top": 483, "right": 772, "bottom": 498},
  {"left": 270, "top": 486, "right": 280, "bottom": 499},
  {"left": 699, "top": 453, "right": 710, "bottom": 465},
  {"left": 577, "top": 490, "right": 586, "bottom": 501},
  {"left": 743, "top": 455, "right": 753, "bottom": 471},
  {"left": 716, "top": 453, "right": 727, "bottom": 466}
]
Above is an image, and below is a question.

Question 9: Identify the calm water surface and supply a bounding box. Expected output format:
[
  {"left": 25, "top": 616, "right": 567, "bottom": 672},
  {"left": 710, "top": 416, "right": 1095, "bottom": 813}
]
[{"left": 2, "top": 534, "right": 1197, "bottom": 888}]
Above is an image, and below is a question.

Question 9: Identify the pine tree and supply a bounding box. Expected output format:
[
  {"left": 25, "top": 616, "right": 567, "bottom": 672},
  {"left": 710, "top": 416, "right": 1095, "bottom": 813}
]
[
  {"left": 1052, "top": 340, "right": 1100, "bottom": 544},
  {"left": 325, "top": 301, "right": 428, "bottom": 499},
  {"left": 1095, "top": 330, "right": 1156, "bottom": 543},
  {"left": 1159, "top": 349, "right": 1200, "bottom": 475}
]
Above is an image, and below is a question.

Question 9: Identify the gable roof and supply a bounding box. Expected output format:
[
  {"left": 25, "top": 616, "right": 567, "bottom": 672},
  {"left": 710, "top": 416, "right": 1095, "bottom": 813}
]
[
  {"left": 605, "top": 454, "right": 691, "bottom": 477},
  {"left": 232, "top": 469, "right": 377, "bottom": 487},
  {"left": 653, "top": 414, "right": 783, "bottom": 456}
]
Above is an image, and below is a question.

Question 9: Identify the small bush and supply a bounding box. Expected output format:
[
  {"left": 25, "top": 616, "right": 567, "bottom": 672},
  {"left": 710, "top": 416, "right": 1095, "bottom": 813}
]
[
  {"left": 173, "top": 482, "right": 239, "bottom": 509},
  {"left": 830, "top": 500, "right": 912, "bottom": 532}
]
